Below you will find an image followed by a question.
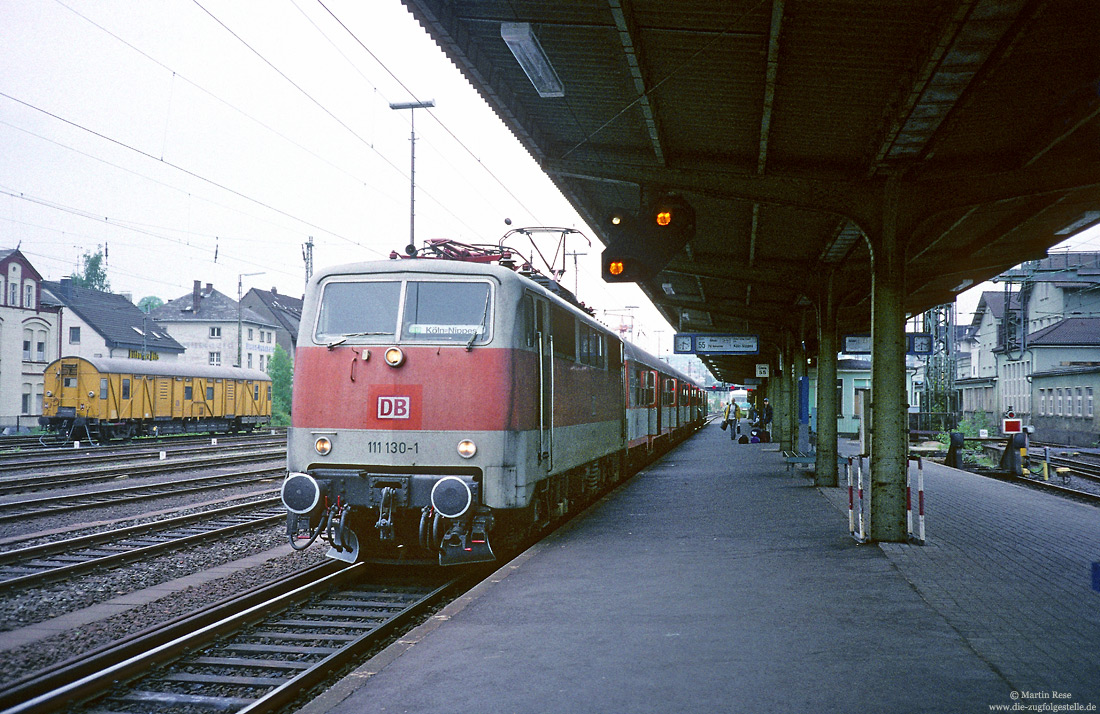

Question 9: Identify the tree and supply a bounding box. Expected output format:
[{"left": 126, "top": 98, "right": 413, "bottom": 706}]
[
  {"left": 267, "top": 344, "right": 294, "bottom": 427},
  {"left": 137, "top": 296, "right": 164, "bottom": 313},
  {"left": 70, "top": 246, "right": 111, "bottom": 291}
]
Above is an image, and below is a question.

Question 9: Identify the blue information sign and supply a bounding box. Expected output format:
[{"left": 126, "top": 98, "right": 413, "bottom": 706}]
[{"left": 673, "top": 333, "right": 759, "bottom": 355}]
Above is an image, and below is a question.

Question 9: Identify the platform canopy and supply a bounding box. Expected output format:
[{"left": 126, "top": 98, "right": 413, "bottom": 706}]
[{"left": 400, "top": 0, "right": 1100, "bottom": 382}]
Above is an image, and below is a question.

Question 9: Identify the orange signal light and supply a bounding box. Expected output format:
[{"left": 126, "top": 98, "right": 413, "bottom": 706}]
[
  {"left": 655, "top": 210, "right": 672, "bottom": 226},
  {"left": 609, "top": 260, "right": 625, "bottom": 276}
]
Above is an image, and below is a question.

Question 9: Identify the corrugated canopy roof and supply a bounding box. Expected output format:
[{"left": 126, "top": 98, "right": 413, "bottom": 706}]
[{"left": 401, "top": 0, "right": 1100, "bottom": 382}]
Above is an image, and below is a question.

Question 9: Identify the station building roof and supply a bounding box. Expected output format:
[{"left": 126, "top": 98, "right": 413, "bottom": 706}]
[{"left": 401, "top": 0, "right": 1100, "bottom": 382}]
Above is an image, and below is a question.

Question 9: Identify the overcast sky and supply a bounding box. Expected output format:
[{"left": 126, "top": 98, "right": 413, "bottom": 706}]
[{"left": 2, "top": 0, "right": 1097, "bottom": 359}]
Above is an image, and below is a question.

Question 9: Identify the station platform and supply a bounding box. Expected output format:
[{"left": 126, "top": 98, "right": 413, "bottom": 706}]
[{"left": 301, "top": 425, "right": 1100, "bottom": 714}]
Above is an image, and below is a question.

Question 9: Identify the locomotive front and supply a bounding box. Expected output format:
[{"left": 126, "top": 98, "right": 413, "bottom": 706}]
[{"left": 282, "top": 261, "right": 524, "bottom": 566}]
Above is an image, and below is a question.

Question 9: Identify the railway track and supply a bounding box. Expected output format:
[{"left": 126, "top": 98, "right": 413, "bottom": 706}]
[
  {"left": 1, "top": 563, "right": 464, "bottom": 714},
  {"left": 0, "top": 467, "right": 283, "bottom": 524},
  {"left": 0, "top": 430, "right": 284, "bottom": 456},
  {"left": 0, "top": 440, "right": 285, "bottom": 475},
  {"left": 0, "top": 497, "right": 285, "bottom": 589},
  {"left": 0, "top": 448, "right": 285, "bottom": 494}
]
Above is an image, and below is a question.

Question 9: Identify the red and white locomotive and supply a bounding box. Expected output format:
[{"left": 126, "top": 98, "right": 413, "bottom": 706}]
[{"left": 281, "top": 244, "right": 703, "bottom": 565}]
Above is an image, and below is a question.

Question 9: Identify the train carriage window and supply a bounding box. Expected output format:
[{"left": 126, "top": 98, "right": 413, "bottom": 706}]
[
  {"left": 207, "top": 386, "right": 214, "bottom": 400},
  {"left": 644, "top": 371, "right": 656, "bottom": 406},
  {"left": 184, "top": 386, "right": 193, "bottom": 400},
  {"left": 100, "top": 379, "right": 107, "bottom": 400},
  {"left": 522, "top": 294, "right": 536, "bottom": 348},
  {"left": 316, "top": 281, "right": 401, "bottom": 340},
  {"left": 122, "top": 379, "right": 131, "bottom": 400},
  {"left": 401, "top": 281, "right": 492, "bottom": 343},
  {"left": 255, "top": 385, "right": 260, "bottom": 400},
  {"left": 551, "top": 306, "right": 575, "bottom": 360}
]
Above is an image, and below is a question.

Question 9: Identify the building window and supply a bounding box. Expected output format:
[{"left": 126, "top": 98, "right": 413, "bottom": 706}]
[
  {"left": 210, "top": 326, "right": 222, "bottom": 339},
  {"left": 1076, "top": 387, "right": 1084, "bottom": 418},
  {"left": 1056, "top": 388, "right": 1063, "bottom": 416},
  {"left": 209, "top": 351, "right": 221, "bottom": 366},
  {"left": 248, "top": 328, "right": 254, "bottom": 340},
  {"left": 21, "top": 385, "right": 32, "bottom": 414},
  {"left": 24, "top": 283, "right": 34, "bottom": 308},
  {"left": 1088, "top": 388, "right": 1094, "bottom": 419},
  {"left": 69, "top": 326, "right": 81, "bottom": 344},
  {"left": 9, "top": 283, "right": 17, "bottom": 306},
  {"left": 22, "top": 337, "right": 31, "bottom": 360}
]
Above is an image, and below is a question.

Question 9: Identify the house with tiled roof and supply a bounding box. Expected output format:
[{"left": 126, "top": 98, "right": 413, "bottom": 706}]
[
  {"left": 40, "top": 278, "right": 185, "bottom": 363},
  {"left": 240, "top": 286, "right": 302, "bottom": 361},
  {"left": 0, "top": 249, "right": 60, "bottom": 428},
  {"left": 150, "top": 281, "right": 278, "bottom": 370}
]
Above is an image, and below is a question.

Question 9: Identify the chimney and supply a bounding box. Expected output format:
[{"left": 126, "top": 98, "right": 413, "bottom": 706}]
[
  {"left": 205, "top": 283, "right": 213, "bottom": 294},
  {"left": 192, "top": 280, "right": 201, "bottom": 312},
  {"left": 271, "top": 286, "right": 278, "bottom": 295},
  {"left": 60, "top": 277, "right": 72, "bottom": 298}
]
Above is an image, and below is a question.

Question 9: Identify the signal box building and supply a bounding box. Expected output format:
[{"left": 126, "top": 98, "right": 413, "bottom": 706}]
[{"left": 0, "top": 249, "right": 59, "bottom": 429}]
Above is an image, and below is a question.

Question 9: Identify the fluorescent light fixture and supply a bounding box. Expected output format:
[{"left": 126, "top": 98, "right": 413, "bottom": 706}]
[
  {"left": 662, "top": 282, "right": 675, "bottom": 295},
  {"left": 501, "top": 22, "right": 564, "bottom": 98}
]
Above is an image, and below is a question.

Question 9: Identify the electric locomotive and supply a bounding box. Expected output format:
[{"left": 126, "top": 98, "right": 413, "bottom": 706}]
[{"left": 281, "top": 248, "right": 701, "bottom": 566}]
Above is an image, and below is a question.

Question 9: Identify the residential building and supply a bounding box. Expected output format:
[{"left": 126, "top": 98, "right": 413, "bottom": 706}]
[
  {"left": 40, "top": 279, "right": 184, "bottom": 364},
  {"left": 0, "top": 249, "right": 59, "bottom": 429},
  {"left": 151, "top": 281, "right": 277, "bottom": 370},
  {"left": 240, "top": 286, "right": 302, "bottom": 361}
]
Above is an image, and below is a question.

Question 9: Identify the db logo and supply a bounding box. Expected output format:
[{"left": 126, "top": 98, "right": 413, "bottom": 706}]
[{"left": 377, "top": 396, "right": 411, "bottom": 419}]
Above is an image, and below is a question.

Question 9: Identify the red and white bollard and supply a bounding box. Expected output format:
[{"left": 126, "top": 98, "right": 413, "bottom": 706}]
[
  {"left": 848, "top": 456, "right": 868, "bottom": 543},
  {"left": 906, "top": 456, "right": 926, "bottom": 545}
]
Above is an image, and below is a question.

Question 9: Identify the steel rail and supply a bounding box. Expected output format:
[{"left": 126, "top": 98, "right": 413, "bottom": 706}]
[
  {"left": 0, "top": 448, "right": 285, "bottom": 492},
  {"left": 0, "top": 499, "right": 285, "bottom": 589},
  {"left": 0, "top": 438, "right": 285, "bottom": 472},
  {"left": 0, "top": 468, "right": 282, "bottom": 524},
  {"left": 0, "top": 561, "right": 344, "bottom": 712},
  {"left": 3, "top": 565, "right": 462, "bottom": 714}
]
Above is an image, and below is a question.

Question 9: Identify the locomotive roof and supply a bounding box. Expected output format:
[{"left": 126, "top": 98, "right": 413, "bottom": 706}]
[
  {"left": 311, "top": 259, "right": 700, "bottom": 387},
  {"left": 48, "top": 356, "right": 271, "bottom": 382}
]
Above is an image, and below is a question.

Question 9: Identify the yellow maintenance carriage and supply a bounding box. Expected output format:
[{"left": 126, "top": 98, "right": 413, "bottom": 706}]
[{"left": 40, "top": 356, "right": 272, "bottom": 441}]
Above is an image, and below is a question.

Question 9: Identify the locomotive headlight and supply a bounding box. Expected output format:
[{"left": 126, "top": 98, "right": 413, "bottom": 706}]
[
  {"left": 314, "top": 436, "right": 332, "bottom": 455},
  {"left": 384, "top": 347, "right": 405, "bottom": 367},
  {"left": 46, "top": 391, "right": 52, "bottom": 397},
  {"left": 88, "top": 391, "right": 95, "bottom": 398},
  {"left": 457, "top": 439, "right": 477, "bottom": 459}
]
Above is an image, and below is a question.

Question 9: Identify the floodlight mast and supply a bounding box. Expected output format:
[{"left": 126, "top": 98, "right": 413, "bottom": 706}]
[{"left": 389, "top": 100, "right": 436, "bottom": 256}]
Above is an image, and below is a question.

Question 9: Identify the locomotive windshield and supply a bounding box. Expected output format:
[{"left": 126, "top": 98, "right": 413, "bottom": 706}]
[
  {"left": 315, "top": 278, "right": 492, "bottom": 344},
  {"left": 316, "top": 281, "right": 401, "bottom": 339}
]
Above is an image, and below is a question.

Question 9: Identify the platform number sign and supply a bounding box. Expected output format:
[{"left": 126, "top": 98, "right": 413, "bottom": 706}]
[{"left": 756, "top": 364, "right": 770, "bottom": 378}]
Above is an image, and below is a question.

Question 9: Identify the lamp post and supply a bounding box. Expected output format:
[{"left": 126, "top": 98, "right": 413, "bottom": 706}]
[
  {"left": 389, "top": 100, "right": 435, "bottom": 256},
  {"left": 237, "top": 272, "right": 264, "bottom": 367}
]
